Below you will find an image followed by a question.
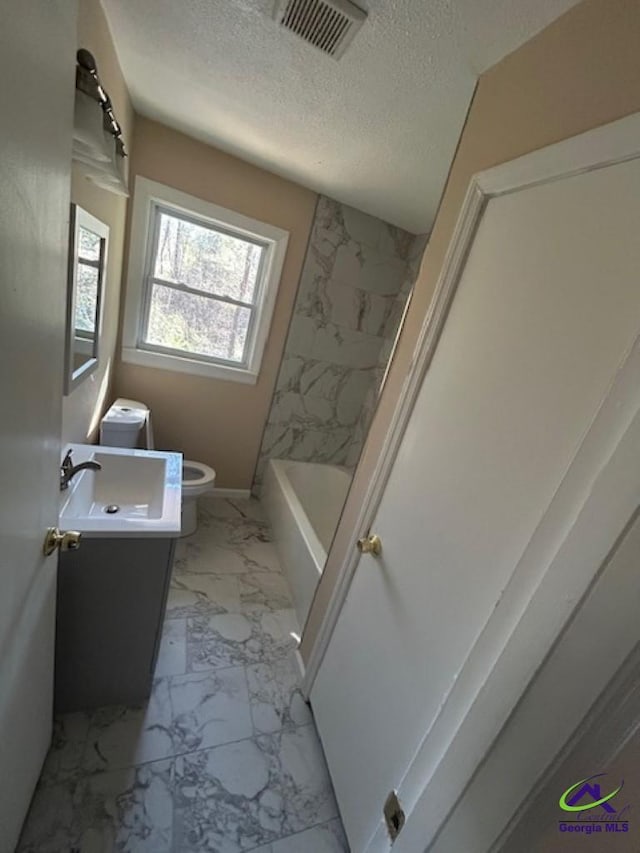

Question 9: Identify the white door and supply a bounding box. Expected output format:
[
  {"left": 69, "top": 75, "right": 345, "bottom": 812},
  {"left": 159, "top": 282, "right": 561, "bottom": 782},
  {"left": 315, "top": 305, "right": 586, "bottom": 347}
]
[
  {"left": 0, "top": 3, "right": 75, "bottom": 849},
  {"left": 311, "top": 128, "right": 640, "bottom": 852}
]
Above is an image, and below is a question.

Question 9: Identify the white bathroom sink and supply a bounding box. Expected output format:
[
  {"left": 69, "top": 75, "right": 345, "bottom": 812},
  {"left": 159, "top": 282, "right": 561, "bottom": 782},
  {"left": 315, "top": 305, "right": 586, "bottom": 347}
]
[{"left": 59, "top": 443, "right": 182, "bottom": 537}]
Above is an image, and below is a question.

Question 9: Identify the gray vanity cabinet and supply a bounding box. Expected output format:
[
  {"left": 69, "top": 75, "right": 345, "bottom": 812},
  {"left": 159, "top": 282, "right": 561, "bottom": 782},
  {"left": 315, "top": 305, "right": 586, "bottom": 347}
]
[{"left": 55, "top": 537, "right": 176, "bottom": 712}]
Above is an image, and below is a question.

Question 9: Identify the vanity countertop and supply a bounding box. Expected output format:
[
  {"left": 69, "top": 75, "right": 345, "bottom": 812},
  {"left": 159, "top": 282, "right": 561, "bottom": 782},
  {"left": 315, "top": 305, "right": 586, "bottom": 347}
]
[{"left": 59, "top": 442, "right": 182, "bottom": 538}]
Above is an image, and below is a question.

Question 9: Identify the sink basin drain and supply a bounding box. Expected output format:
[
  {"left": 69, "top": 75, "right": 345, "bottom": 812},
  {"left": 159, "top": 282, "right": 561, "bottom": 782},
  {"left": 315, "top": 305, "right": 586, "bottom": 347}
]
[{"left": 104, "top": 504, "right": 120, "bottom": 514}]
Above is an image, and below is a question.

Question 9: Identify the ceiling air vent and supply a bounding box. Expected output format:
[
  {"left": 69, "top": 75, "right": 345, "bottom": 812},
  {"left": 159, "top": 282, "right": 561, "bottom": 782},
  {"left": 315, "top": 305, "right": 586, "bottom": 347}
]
[{"left": 274, "top": 0, "right": 367, "bottom": 59}]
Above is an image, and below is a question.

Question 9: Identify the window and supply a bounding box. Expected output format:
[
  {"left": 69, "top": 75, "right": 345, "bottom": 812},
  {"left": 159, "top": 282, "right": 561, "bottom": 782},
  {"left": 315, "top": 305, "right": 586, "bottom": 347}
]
[{"left": 122, "top": 178, "right": 289, "bottom": 383}]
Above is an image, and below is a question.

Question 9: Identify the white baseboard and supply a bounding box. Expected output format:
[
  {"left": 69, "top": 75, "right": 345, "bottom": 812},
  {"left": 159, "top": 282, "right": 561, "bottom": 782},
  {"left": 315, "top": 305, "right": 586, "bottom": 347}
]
[{"left": 210, "top": 488, "right": 252, "bottom": 499}]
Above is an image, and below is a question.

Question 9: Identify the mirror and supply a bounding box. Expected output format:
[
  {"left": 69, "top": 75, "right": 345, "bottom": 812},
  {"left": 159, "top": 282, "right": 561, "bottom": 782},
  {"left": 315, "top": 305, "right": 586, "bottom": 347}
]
[{"left": 64, "top": 204, "right": 108, "bottom": 394}]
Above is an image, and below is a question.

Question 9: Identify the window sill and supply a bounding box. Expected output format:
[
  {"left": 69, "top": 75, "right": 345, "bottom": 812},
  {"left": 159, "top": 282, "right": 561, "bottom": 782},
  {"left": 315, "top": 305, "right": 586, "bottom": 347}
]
[{"left": 121, "top": 346, "right": 259, "bottom": 384}]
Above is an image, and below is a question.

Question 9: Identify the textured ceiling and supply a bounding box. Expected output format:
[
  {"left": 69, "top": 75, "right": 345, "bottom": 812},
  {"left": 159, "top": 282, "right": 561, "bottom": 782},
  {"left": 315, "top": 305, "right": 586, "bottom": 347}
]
[{"left": 101, "top": 0, "right": 580, "bottom": 232}]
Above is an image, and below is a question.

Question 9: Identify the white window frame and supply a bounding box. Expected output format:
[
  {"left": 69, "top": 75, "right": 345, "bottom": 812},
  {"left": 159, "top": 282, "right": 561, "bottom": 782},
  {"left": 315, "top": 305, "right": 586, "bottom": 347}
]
[{"left": 121, "top": 177, "right": 289, "bottom": 383}]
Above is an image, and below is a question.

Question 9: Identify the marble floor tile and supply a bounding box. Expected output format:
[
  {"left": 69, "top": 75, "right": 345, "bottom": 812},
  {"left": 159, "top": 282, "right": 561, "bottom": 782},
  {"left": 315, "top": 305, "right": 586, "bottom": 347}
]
[
  {"left": 16, "top": 779, "right": 81, "bottom": 853},
  {"left": 197, "top": 511, "right": 273, "bottom": 549},
  {"left": 199, "top": 497, "right": 267, "bottom": 524},
  {"left": 38, "top": 711, "right": 91, "bottom": 787},
  {"left": 238, "top": 572, "right": 294, "bottom": 613},
  {"left": 234, "top": 540, "right": 281, "bottom": 574},
  {"left": 172, "top": 725, "right": 338, "bottom": 852},
  {"left": 154, "top": 619, "right": 188, "bottom": 677},
  {"left": 258, "top": 726, "right": 339, "bottom": 835},
  {"left": 18, "top": 760, "right": 175, "bottom": 853},
  {"left": 175, "top": 528, "right": 280, "bottom": 576},
  {"left": 187, "top": 610, "right": 300, "bottom": 671},
  {"left": 257, "top": 611, "right": 301, "bottom": 646},
  {"left": 174, "top": 538, "right": 252, "bottom": 576},
  {"left": 83, "top": 668, "right": 252, "bottom": 771},
  {"left": 172, "top": 739, "right": 277, "bottom": 852},
  {"left": 249, "top": 818, "right": 349, "bottom": 852},
  {"left": 166, "top": 571, "right": 242, "bottom": 617},
  {"left": 246, "top": 655, "right": 312, "bottom": 734},
  {"left": 167, "top": 570, "right": 291, "bottom": 620},
  {"left": 79, "top": 761, "right": 174, "bottom": 852}
]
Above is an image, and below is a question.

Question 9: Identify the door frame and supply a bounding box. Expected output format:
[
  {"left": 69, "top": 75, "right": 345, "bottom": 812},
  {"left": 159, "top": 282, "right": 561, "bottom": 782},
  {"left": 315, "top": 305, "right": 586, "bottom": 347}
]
[{"left": 302, "top": 110, "right": 640, "bottom": 700}]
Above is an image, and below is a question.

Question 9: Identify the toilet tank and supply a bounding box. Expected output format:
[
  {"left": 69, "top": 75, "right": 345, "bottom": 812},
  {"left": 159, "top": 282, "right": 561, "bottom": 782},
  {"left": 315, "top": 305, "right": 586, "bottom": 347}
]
[{"left": 100, "top": 399, "right": 148, "bottom": 448}]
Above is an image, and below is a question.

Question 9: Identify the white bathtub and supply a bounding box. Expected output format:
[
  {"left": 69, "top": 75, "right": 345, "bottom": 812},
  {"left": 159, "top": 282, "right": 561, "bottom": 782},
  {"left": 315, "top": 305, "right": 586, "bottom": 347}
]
[{"left": 263, "top": 459, "right": 352, "bottom": 629}]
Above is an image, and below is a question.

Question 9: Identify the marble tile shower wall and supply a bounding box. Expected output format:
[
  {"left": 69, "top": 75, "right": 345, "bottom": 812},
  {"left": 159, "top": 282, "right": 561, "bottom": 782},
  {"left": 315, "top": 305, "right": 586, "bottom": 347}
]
[
  {"left": 254, "top": 196, "right": 426, "bottom": 489},
  {"left": 343, "top": 230, "right": 428, "bottom": 468}
]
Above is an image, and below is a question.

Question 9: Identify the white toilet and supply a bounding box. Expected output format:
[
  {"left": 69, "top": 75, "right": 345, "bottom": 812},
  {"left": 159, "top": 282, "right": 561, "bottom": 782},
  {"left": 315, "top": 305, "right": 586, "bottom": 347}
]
[
  {"left": 100, "top": 398, "right": 215, "bottom": 537},
  {"left": 179, "top": 460, "right": 217, "bottom": 536}
]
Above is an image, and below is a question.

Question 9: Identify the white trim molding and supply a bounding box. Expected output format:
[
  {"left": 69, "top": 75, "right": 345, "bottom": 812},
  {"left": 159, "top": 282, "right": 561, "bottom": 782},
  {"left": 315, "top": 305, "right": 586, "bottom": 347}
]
[{"left": 122, "top": 177, "right": 289, "bottom": 384}]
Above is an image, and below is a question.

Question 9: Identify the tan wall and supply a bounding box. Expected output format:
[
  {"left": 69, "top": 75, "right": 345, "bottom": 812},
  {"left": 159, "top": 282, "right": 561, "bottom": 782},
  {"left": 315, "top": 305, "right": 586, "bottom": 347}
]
[
  {"left": 114, "top": 118, "right": 317, "bottom": 488},
  {"left": 62, "top": 0, "right": 134, "bottom": 444},
  {"left": 301, "top": 0, "right": 640, "bottom": 661}
]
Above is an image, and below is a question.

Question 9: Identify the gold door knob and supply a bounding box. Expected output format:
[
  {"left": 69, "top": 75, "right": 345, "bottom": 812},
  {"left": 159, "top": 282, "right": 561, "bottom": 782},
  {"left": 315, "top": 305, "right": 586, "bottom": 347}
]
[
  {"left": 43, "top": 527, "right": 82, "bottom": 557},
  {"left": 357, "top": 534, "right": 382, "bottom": 556}
]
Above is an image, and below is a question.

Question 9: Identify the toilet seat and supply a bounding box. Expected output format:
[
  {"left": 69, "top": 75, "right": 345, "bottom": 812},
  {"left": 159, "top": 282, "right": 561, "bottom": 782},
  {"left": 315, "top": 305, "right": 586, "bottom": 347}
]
[
  {"left": 182, "top": 460, "right": 216, "bottom": 495},
  {"left": 181, "top": 460, "right": 216, "bottom": 536}
]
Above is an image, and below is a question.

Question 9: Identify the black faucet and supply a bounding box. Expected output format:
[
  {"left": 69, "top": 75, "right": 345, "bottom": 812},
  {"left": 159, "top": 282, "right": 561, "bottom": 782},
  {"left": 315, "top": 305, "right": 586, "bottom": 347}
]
[{"left": 60, "top": 449, "right": 102, "bottom": 491}]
